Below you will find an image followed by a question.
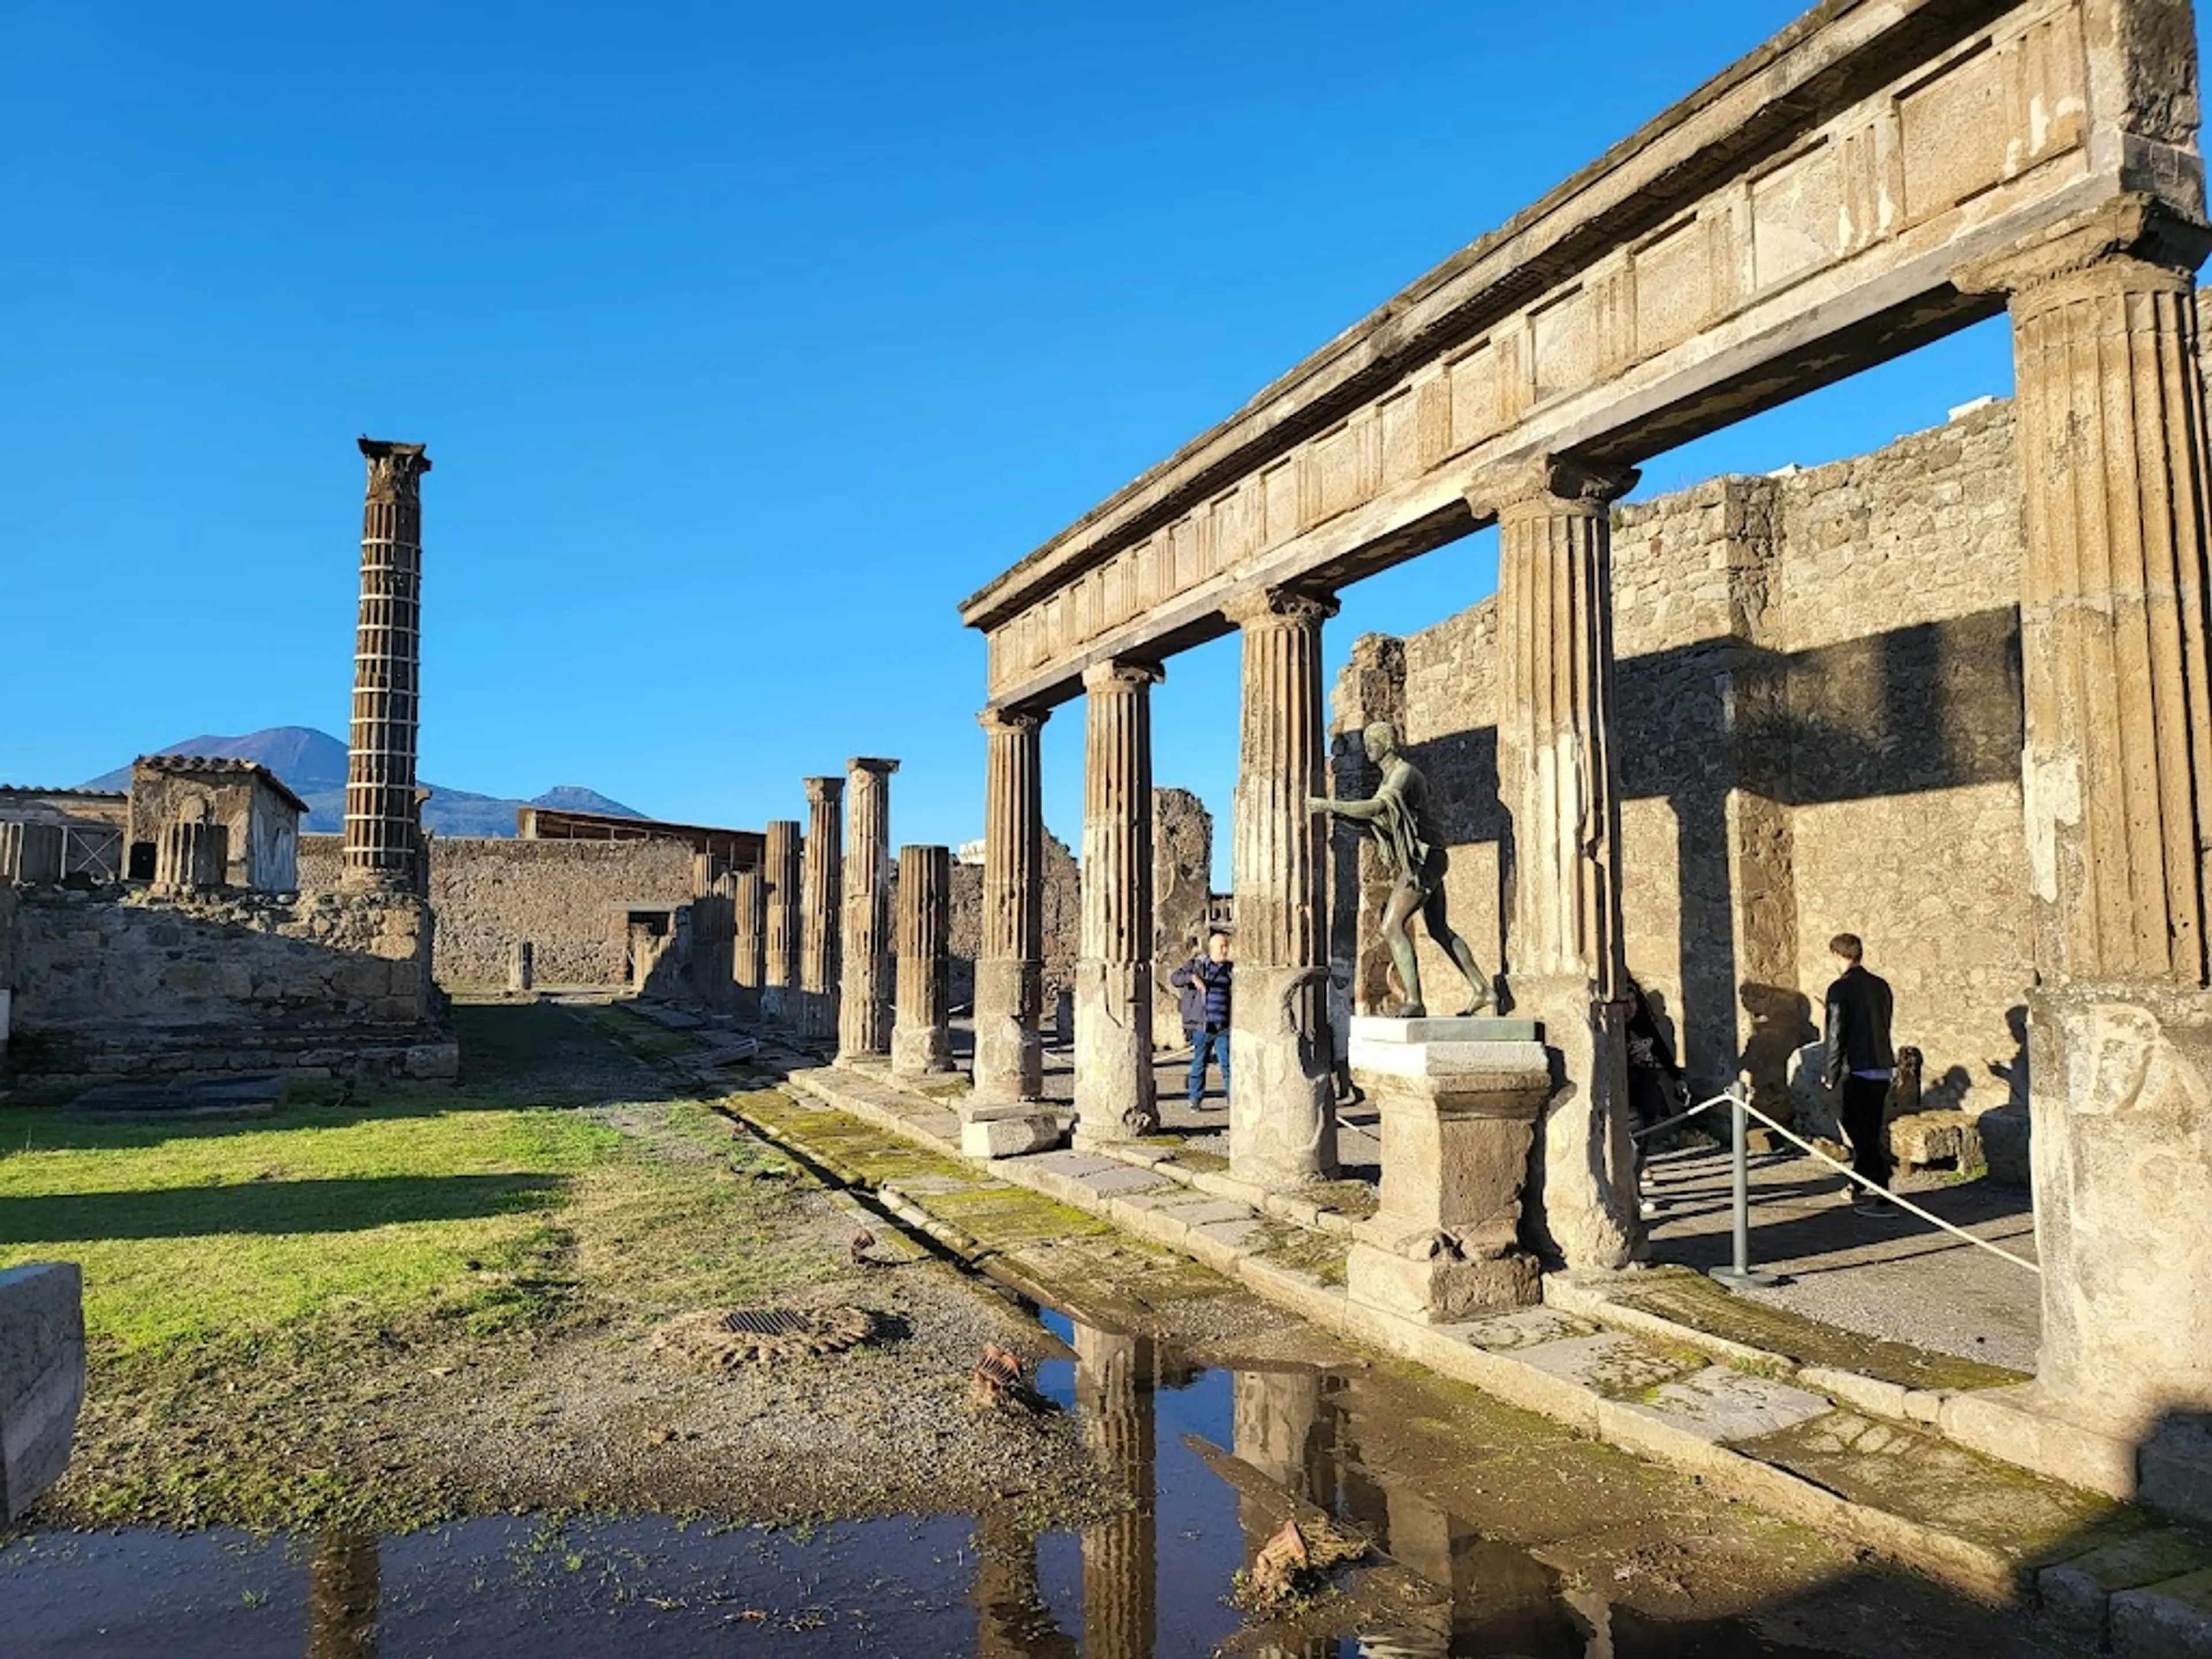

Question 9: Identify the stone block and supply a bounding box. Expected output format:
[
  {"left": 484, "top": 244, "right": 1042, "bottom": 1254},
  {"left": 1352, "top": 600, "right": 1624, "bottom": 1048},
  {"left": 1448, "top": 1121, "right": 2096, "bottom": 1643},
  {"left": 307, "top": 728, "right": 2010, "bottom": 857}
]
[
  {"left": 1611, "top": 1367, "right": 1834, "bottom": 1445},
  {"left": 1978, "top": 1101, "right": 2031, "bottom": 1184},
  {"left": 2112, "top": 1567, "right": 2212, "bottom": 1659},
  {"left": 1887, "top": 1109, "right": 1984, "bottom": 1176},
  {"left": 403, "top": 1043, "right": 461, "bottom": 1082},
  {"left": 1348, "top": 1224, "right": 1539, "bottom": 1324},
  {"left": 1350, "top": 1016, "right": 1540, "bottom": 1044},
  {"left": 0, "top": 1262, "right": 86, "bottom": 1523},
  {"left": 960, "top": 1109, "right": 1061, "bottom": 1159},
  {"left": 2040, "top": 1531, "right": 2212, "bottom": 1650}
]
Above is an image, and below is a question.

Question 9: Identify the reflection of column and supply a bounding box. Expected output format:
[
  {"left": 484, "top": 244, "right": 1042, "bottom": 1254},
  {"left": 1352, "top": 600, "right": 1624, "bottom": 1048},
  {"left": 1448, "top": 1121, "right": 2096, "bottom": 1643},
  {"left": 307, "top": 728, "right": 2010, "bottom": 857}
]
[
  {"left": 1958, "top": 199, "right": 2212, "bottom": 1468},
  {"left": 972, "top": 1506, "right": 1076, "bottom": 1659},
  {"left": 760, "top": 819, "right": 802, "bottom": 1023},
  {"left": 1074, "top": 1323, "right": 1156, "bottom": 1659},
  {"left": 1075, "top": 661, "right": 1161, "bottom": 1142},
  {"left": 798, "top": 778, "right": 844, "bottom": 1041},
  {"left": 1230, "top": 1368, "right": 1328, "bottom": 1504},
  {"left": 1227, "top": 586, "right": 1340, "bottom": 1188},
  {"left": 892, "top": 844, "right": 953, "bottom": 1075},
  {"left": 733, "top": 861, "right": 765, "bottom": 1021},
  {"left": 838, "top": 757, "right": 899, "bottom": 1062},
  {"left": 973, "top": 707, "right": 1047, "bottom": 1103},
  {"left": 344, "top": 440, "right": 430, "bottom": 891},
  {"left": 1467, "top": 456, "right": 1642, "bottom": 1273},
  {"left": 306, "top": 1535, "right": 378, "bottom": 1659}
]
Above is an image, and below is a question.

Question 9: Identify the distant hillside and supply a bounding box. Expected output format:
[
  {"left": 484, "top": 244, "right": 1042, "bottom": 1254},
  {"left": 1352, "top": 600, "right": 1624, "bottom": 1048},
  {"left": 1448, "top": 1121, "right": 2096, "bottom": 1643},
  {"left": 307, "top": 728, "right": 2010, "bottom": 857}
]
[{"left": 84, "top": 726, "right": 646, "bottom": 837}]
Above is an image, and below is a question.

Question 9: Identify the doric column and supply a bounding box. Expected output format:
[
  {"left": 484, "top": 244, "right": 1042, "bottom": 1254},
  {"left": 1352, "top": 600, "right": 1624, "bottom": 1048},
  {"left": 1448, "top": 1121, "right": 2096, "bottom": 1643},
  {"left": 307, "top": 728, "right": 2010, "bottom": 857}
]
[
  {"left": 798, "top": 778, "right": 844, "bottom": 1042},
  {"left": 1466, "top": 455, "right": 1643, "bottom": 1272},
  {"left": 760, "top": 819, "right": 802, "bottom": 1022},
  {"left": 973, "top": 707, "right": 1047, "bottom": 1101},
  {"left": 344, "top": 439, "right": 430, "bottom": 890},
  {"left": 1225, "top": 585, "right": 1340, "bottom": 1188},
  {"left": 837, "top": 757, "right": 899, "bottom": 1063},
  {"left": 1076, "top": 660, "right": 1161, "bottom": 1141},
  {"left": 1957, "top": 198, "right": 2212, "bottom": 1486},
  {"left": 733, "top": 860, "right": 765, "bottom": 1020},
  {"left": 1074, "top": 1323, "right": 1156, "bottom": 1659},
  {"left": 892, "top": 843, "right": 953, "bottom": 1076}
]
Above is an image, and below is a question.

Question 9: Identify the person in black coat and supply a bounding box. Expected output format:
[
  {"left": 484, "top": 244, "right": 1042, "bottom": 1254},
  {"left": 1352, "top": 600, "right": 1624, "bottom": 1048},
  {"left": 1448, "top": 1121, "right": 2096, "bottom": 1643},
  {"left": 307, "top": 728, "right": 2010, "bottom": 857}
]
[
  {"left": 1822, "top": 931, "right": 1897, "bottom": 1211},
  {"left": 1626, "top": 977, "right": 1685, "bottom": 1217}
]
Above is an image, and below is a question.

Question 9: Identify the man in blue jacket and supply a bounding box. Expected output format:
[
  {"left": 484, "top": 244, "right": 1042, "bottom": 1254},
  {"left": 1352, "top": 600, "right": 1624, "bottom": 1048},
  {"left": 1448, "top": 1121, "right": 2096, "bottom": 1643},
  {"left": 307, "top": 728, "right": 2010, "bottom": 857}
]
[{"left": 1171, "top": 931, "right": 1233, "bottom": 1109}]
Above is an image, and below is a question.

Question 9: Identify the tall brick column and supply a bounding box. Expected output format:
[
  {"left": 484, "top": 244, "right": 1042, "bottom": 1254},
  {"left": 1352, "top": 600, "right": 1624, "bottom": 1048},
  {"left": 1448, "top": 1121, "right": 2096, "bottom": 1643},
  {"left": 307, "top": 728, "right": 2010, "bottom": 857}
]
[
  {"left": 798, "top": 778, "right": 844, "bottom": 1043},
  {"left": 760, "top": 819, "right": 802, "bottom": 1024},
  {"left": 1959, "top": 198, "right": 2212, "bottom": 1511},
  {"left": 1226, "top": 585, "right": 1340, "bottom": 1188},
  {"left": 1467, "top": 456, "right": 1643, "bottom": 1272},
  {"left": 892, "top": 843, "right": 953, "bottom": 1076},
  {"left": 1076, "top": 660, "right": 1161, "bottom": 1142},
  {"left": 344, "top": 439, "right": 430, "bottom": 889},
  {"left": 837, "top": 757, "right": 898, "bottom": 1063},
  {"left": 972, "top": 707, "right": 1048, "bottom": 1103}
]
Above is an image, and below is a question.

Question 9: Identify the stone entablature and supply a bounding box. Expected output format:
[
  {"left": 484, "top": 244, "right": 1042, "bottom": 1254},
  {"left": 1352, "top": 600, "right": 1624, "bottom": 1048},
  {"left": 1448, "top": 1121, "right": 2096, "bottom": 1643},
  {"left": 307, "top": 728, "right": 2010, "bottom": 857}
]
[{"left": 962, "top": 0, "right": 2180, "bottom": 708}]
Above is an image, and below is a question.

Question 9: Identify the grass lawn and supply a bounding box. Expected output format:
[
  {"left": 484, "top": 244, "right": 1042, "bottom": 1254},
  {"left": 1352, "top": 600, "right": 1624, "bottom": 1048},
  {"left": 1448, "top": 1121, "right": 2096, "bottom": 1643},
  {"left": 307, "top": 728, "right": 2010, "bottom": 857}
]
[{"left": 0, "top": 1003, "right": 835, "bottom": 1531}]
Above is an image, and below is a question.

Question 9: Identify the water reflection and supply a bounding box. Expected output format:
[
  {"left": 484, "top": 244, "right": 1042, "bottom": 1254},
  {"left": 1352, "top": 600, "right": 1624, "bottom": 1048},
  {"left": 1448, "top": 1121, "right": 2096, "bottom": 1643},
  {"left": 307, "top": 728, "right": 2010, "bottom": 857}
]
[{"left": 306, "top": 1535, "right": 378, "bottom": 1659}]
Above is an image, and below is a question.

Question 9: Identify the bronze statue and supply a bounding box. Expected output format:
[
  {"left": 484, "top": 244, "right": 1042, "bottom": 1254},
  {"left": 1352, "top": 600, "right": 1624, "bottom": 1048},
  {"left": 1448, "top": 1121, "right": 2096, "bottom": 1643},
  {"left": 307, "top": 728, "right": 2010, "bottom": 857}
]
[{"left": 1310, "top": 721, "right": 1494, "bottom": 1019}]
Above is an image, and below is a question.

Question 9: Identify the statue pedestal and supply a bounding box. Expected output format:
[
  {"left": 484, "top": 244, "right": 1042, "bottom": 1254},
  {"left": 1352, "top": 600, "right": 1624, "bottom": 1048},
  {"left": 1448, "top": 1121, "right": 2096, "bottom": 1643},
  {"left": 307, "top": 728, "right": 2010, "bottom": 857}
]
[{"left": 1345, "top": 1018, "right": 1548, "bottom": 1323}]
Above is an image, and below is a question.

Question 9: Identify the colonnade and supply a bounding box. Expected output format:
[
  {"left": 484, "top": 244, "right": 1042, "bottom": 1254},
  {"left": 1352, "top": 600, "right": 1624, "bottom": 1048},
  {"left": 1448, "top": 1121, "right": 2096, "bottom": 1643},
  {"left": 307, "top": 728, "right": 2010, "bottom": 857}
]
[{"left": 971, "top": 523, "right": 1640, "bottom": 1266}]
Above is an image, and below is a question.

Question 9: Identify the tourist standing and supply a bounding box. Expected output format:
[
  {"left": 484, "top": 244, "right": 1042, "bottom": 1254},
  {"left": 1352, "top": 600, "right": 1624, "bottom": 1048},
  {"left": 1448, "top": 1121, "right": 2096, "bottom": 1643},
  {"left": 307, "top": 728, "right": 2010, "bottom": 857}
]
[
  {"left": 1626, "top": 977, "right": 1685, "bottom": 1218},
  {"left": 1821, "top": 932, "right": 1897, "bottom": 1212},
  {"left": 1170, "top": 931, "right": 1233, "bottom": 1108}
]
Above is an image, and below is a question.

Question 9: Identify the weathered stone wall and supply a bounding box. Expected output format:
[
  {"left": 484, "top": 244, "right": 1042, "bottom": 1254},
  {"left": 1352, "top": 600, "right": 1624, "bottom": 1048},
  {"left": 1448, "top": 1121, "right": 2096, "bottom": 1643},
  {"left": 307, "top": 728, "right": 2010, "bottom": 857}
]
[
  {"left": 301, "top": 833, "right": 694, "bottom": 990},
  {"left": 1343, "top": 399, "right": 2032, "bottom": 1118},
  {"left": 947, "top": 834, "right": 1079, "bottom": 1012},
  {"left": 7, "top": 885, "right": 445, "bottom": 1081}
]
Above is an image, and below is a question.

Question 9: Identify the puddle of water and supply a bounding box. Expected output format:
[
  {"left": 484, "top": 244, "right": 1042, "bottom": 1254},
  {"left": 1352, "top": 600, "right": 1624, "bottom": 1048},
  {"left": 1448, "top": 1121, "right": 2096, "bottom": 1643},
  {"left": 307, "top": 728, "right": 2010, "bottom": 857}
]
[{"left": 3, "top": 1302, "right": 1884, "bottom": 1658}]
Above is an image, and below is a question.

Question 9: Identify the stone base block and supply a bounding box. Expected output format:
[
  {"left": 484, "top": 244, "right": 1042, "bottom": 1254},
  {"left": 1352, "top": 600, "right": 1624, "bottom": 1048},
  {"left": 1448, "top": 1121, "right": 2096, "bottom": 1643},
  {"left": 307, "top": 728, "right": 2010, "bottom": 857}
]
[
  {"left": 404, "top": 1042, "right": 461, "bottom": 1082},
  {"left": 961, "top": 1108, "right": 1062, "bottom": 1160},
  {"left": 1347, "top": 1227, "right": 1540, "bottom": 1324},
  {"left": 889, "top": 1028, "right": 953, "bottom": 1078},
  {"left": 1349, "top": 1016, "right": 1539, "bottom": 1045},
  {"left": 0, "top": 1262, "right": 86, "bottom": 1524}
]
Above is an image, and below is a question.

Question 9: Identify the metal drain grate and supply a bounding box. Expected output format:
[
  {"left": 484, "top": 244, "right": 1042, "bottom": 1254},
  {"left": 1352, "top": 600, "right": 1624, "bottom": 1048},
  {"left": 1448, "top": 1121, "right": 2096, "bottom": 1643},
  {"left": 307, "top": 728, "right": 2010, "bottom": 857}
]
[
  {"left": 649, "top": 1304, "right": 879, "bottom": 1372},
  {"left": 717, "top": 1309, "right": 813, "bottom": 1337}
]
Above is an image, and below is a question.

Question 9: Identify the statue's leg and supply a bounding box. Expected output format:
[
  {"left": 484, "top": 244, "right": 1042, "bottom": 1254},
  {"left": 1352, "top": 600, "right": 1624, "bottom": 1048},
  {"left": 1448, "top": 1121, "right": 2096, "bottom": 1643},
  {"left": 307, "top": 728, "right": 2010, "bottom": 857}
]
[
  {"left": 1382, "top": 879, "right": 1426, "bottom": 1018},
  {"left": 1420, "top": 884, "right": 1494, "bottom": 1015}
]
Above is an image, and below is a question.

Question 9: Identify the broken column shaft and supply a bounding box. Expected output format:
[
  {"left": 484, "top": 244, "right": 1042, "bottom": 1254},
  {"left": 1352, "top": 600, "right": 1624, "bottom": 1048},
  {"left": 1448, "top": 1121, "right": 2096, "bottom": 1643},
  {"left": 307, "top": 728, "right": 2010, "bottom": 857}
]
[
  {"left": 972, "top": 707, "right": 1047, "bottom": 1102},
  {"left": 760, "top": 819, "right": 802, "bottom": 1022},
  {"left": 733, "top": 861, "right": 764, "bottom": 1020},
  {"left": 892, "top": 843, "right": 953, "bottom": 1076},
  {"left": 838, "top": 757, "right": 899, "bottom": 1062},
  {"left": 798, "top": 778, "right": 844, "bottom": 1042}
]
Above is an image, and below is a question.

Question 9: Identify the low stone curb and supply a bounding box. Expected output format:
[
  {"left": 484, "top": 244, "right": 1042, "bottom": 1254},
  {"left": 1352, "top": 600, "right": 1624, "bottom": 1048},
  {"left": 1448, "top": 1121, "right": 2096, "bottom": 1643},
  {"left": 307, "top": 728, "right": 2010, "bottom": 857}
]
[{"left": 746, "top": 1062, "right": 2148, "bottom": 1607}]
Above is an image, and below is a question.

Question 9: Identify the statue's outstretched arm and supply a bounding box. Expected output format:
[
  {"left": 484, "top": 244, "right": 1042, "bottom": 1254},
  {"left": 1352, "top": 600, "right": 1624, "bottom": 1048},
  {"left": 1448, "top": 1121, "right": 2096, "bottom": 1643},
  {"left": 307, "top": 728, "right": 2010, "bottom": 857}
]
[{"left": 1309, "top": 794, "right": 1385, "bottom": 823}]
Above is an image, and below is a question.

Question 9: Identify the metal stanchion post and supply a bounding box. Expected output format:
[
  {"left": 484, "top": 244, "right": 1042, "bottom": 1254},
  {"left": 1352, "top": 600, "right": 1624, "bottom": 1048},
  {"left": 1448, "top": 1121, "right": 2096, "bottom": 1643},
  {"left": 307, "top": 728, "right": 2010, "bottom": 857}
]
[{"left": 1709, "top": 1084, "right": 1784, "bottom": 1290}]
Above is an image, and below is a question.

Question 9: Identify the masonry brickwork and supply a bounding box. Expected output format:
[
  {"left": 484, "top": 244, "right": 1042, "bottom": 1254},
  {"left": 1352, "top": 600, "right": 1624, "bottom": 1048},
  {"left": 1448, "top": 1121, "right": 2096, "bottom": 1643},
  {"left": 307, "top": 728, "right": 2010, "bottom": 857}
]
[
  {"left": 1339, "top": 400, "right": 2032, "bottom": 1123},
  {"left": 301, "top": 832, "right": 694, "bottom": 988}
]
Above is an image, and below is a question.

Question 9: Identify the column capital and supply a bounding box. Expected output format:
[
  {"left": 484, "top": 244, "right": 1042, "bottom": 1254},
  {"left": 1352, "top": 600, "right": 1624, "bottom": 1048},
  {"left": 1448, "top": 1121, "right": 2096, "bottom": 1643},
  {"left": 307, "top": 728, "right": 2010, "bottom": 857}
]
[
  {"left": 1222, "top": 584, "right": 1341, "bottom": 630},
  {"left": 803, "top": 775, "right": 845, "bottom": 805},
  {"left": 358, "top": 438, "right": 432, "bottom": 501},
  {"left": 1081, "top": 658, "right": 1164, "bottom": 694},
  {"left": 1464, "top": 454, "right": 1638, "bottom": 522},
  {"left": 846, "top": 755, "right": 900, "bottom": 778},
  {"left": 1953, "top": 192, "right": 2212, "bottom": 312},
  {"left": 976, "top": 704, "right": 1047, "bottom": 736}
]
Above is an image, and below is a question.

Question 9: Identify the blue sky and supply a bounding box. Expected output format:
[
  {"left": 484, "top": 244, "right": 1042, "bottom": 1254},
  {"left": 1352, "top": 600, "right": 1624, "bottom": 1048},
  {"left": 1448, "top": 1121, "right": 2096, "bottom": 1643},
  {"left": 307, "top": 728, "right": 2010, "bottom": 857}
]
[{"left": 4, "top": 2, "right": 2149, "bottom": 878}]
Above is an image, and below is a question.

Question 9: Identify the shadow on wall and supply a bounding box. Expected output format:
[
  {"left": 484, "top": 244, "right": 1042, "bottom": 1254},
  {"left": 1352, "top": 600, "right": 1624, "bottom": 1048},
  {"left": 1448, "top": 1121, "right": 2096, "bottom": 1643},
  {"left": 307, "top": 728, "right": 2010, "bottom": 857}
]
[{"left": 1404, "top": 605, "right": 2024, "bottom": 1108}]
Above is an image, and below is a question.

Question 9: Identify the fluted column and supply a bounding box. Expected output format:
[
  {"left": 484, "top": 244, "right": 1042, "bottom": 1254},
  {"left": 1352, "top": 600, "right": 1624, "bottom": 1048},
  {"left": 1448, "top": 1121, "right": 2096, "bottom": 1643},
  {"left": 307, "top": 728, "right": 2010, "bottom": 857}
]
[
  {"left": 1076, "top": 660, "right": 1161, "bottom": 1141},
  {"left": 1959, "top": 199, "right": 2212, "bottom": 1478},
  {"left": 761, "top": 819, "right": 802, "bottom": 1022},
  {"left": 838, "top": 757, "right": 898, "bottom": 1063},
  {"left": 733, "top": 861, "right": 765, "bottom": 1020},
  {"left": 1226, "top": 586, "right": 1340, "bottom": 1188},
  {"left": 1467, "top": 456, "right": 1642, "bottom": 1273},
  {"left": 892, "top": 843, "right": 953, "bottom": 1075},
  {"left": 798, "top": 778, "right": 844, "bottom": 1043},
  {"left": 973, "top": 708, "right": 1048, "bottom": 1103},
  {"left": 1074, "top": 1323, "right": 1156, "bottom": 1659},
  {"left": 344, "top": 439, "right": 430, "bottom": 890}
]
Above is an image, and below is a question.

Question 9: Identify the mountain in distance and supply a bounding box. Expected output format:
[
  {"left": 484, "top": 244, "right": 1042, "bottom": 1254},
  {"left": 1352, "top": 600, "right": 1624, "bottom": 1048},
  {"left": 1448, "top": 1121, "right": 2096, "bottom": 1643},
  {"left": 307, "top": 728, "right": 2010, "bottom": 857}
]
[{"left": 82, "top": 726, "right": 646, "bottom": 837}]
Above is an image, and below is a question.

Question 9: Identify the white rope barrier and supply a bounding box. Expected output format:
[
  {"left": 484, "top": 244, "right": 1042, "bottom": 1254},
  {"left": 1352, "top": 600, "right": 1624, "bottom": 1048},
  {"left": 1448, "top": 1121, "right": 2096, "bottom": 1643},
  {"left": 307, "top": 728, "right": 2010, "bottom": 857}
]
[{"left": 1628, "top": 1089, "right": 1736, "bottom": 1142}]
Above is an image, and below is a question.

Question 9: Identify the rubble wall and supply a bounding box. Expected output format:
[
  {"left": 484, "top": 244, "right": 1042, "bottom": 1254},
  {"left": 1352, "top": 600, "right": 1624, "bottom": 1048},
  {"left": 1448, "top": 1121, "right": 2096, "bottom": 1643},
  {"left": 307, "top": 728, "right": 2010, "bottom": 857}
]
[
  {"left": 1347, "top": 399, "right": 2031, "bottom": 1115},
  {"left": 8, "top": 886, "right": 446, "bottom": 1081},
  {"left": 300, "top": 834, "right": 695, "bottom": 989}
]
